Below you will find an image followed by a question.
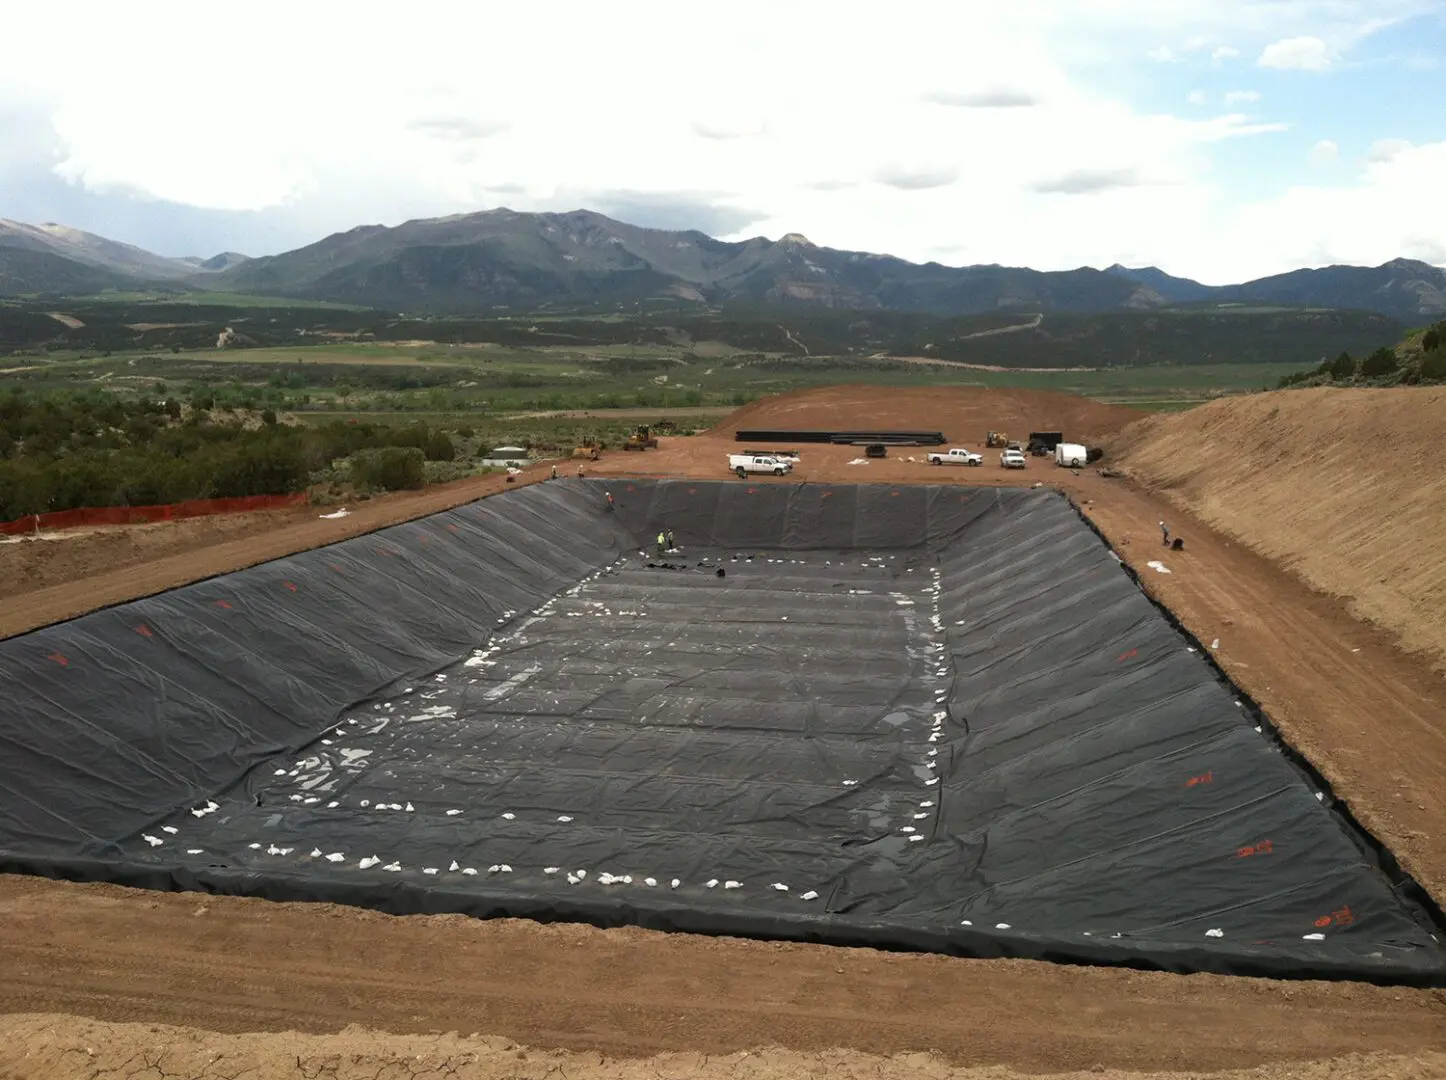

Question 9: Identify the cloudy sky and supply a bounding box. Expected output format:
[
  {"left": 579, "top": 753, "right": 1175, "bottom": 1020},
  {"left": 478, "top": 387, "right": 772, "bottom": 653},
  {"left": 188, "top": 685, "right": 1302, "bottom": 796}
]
[{"left": 2, "top": 0, "right": 1443, "bottom": 284}]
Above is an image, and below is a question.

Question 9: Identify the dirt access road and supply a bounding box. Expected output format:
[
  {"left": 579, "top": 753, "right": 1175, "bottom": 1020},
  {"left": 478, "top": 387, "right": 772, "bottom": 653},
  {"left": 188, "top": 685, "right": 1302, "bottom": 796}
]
[
  {"left": 2, "top": 875, "right": 1444, "bottom": 1078},
  {"left": 3, "top": 387, "right": 1446, "bottom": 1077}
]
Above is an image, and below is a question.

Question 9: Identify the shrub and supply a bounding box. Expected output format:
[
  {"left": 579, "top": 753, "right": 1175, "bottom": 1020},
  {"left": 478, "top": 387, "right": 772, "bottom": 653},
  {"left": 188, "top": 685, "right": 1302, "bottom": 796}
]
[
  {"left": 202, "top": 436, "right": 311, "bottom": 497},
  {"left": 1421, "top": 348, "right": 1446, "bottom": 382},
  {"left": 351, "top": 446, "right": 425, "bottom": 491},
  {"left": 1423, "top": 325, "right": 1443, "bottom": 353},
  {"left": 1360, "top": 347, "right": 1399, "bottom": 378},
  {"left": 1326, "top": 351, "right": 1356, "bottom": 380}
]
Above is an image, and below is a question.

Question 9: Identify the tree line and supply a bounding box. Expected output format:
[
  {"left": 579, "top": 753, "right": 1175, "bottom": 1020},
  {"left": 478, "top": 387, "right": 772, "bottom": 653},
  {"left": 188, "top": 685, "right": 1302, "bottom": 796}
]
[
  {"left": 0, "top": 389, "right": 461, "bottom": 521},
  {"left": 1276, "top": 320, "right": 1446, "bottom": 389}
]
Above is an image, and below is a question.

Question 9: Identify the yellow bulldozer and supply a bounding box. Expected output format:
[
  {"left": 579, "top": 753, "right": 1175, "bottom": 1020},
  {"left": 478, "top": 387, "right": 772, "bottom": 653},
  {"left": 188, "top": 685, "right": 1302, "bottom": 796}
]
[
  {"left": 623, "top": 424, "right": 660, "bottom": 451},
  {"left": 571, "top": 435, "right": 601, "bottom": 460},
  {"left": 986, "top": 431, "right": 1009, "bottom": 448}
]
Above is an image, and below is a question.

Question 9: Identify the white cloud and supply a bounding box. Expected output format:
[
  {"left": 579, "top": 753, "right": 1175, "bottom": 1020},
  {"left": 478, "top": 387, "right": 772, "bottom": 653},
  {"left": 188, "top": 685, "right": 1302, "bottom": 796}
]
[
  {"left": 1147, "top": 45, "right": 1179, "bottom": 62},
  {"left": 1223, "top": 90, "right": 1262, "bottom": 105},
  {"left": 1186, "top": 90, "right": 1208, "bottom": 105},
  {"left": 1308, "top": 140, "right": 1340, "bottom": 166},
  {"left": 1257, "top": 35, "right": 1333, "bottom": 70},
  {"left": 1207, "top": 141, "right": 1446, "bottom": 280},
  {"left": 1366, "top": 138, "right": 1413, "bottom": 163},
  {"left": 0, "top": 0, "right": 1440, "bottom": 283}
]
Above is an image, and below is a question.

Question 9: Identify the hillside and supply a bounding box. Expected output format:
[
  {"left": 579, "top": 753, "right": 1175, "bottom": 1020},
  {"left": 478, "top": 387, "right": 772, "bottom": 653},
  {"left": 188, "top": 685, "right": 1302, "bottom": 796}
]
[
  {"left": 0, "top": 219, "right": 246, "bottom": 295},
  {"left": 0, "top": 295, "right": 1402, "bottom": 370},
  {"left": 0, "top": 248, "right": 134, "bottom": 296},
  {"left": 1108, "top": 387, "right": 1446, "bottom": 671},
  {"left": 0, "top": 219, "right": 196, "bottom": 281}
]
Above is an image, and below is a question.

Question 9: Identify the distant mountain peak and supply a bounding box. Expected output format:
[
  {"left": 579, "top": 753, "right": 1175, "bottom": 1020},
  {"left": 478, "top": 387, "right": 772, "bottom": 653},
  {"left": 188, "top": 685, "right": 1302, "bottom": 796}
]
[
  {"left": 779, "top": 232, "right": 814, "bottom": 246},
  {"left": 199, "top": 251, "right": 250, "bottom": 271},
  {"left": 1383, "top": 256, "right": 1436, "bottom": 271}
]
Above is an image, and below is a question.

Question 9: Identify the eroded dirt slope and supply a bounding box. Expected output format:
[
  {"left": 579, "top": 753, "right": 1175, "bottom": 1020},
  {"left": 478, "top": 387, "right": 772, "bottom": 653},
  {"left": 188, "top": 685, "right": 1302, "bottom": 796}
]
[{"left": 1108, "top": 387, "right": 1446, "bottom": 671}]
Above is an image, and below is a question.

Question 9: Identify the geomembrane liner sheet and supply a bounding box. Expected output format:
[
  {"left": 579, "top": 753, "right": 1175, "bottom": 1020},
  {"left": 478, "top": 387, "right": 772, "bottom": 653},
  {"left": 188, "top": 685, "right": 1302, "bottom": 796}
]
[{"left": 0, "top": 479, "right": 1442, "bottom": 983}]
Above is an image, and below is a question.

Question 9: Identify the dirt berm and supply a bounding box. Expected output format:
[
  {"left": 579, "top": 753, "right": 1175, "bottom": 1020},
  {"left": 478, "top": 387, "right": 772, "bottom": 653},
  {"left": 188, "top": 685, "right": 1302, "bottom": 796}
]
[
  {"left": 717, "top": 385, "right": 1142, "bottom": 441},
  {"left": 1108, "top": 387, "right": 1446, "bottom": 672}
]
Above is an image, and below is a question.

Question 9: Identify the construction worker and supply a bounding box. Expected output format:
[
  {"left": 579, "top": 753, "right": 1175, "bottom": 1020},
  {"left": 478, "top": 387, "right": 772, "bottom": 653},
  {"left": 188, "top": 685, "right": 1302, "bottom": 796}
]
[
  {"left": 665, "top": 528, "right": 675, "bottom": 551},
  {"left": 577, "top": 464, "right": 584, "bottom": 478},
  {"left": 656, "top": 530, "right": 666, "bottom": 557},
  {"left": 1159, "top": 521, "right": 1170, "bottom": 546},
  {"left": 551, "top": 464, "right": 558, "bottom": 480},
  {"left": 605, "top": 491, "right": 614, "bottom": 512}
]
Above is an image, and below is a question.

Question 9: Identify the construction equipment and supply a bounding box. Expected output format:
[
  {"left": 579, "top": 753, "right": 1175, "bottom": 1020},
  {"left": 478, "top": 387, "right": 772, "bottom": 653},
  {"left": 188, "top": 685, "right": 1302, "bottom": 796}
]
[
  {"left": 986, "top": 431, "right": 1008, "bottom": 448},
  {"left": 624, "top": 424, "right": 660, "bottom": 451},
  {"left": 571, "top": 436, "right": 601, "bottom": 461},
  {"left": 1027, "top": 431, "right": 1063, "bottom": 454}
]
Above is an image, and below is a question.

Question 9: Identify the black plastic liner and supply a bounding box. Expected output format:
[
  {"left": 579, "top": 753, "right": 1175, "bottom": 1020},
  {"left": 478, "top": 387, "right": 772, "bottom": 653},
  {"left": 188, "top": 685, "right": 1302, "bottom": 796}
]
[
  {"left": 733, "top": 430, "right": 948, "bottom": 446},
  {"left": 1, "top": 480, "right": 1442, "bottom": 984}
]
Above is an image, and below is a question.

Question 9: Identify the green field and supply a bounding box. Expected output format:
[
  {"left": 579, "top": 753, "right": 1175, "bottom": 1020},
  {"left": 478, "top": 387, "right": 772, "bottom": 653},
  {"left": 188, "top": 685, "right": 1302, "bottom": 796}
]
[{"left": 2, "top": 294, "right": 1345, "bottom": 426}]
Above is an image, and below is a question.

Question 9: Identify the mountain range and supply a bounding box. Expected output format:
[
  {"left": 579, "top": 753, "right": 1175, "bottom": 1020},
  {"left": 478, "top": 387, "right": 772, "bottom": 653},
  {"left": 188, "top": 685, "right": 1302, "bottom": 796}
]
[{"left": 3, "top": 210, "right": 1445, "bottom": 321}]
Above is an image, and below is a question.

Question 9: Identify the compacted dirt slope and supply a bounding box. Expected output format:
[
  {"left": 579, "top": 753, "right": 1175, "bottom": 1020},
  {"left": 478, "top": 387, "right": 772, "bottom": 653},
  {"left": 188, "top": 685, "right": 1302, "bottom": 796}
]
[{"left": 1109, "top": 387, "right": 1446, "bottom": 672}]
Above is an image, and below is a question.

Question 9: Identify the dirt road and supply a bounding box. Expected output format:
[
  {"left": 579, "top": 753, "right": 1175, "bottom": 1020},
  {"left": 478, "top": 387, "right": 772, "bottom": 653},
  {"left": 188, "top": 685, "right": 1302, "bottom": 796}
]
[{"left": 1, "top": 875, "right": 1443, "bottom": 1077}]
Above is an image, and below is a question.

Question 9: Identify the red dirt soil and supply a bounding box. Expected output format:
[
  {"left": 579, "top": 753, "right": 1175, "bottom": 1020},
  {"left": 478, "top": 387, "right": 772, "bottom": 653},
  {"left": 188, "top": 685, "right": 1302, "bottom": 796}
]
[
  {"left": 3, "top": 385, "right": 1446, "bottom": 1079},
  {"left": 718, "top": 384, "right": 1143, "bottom": 442}
]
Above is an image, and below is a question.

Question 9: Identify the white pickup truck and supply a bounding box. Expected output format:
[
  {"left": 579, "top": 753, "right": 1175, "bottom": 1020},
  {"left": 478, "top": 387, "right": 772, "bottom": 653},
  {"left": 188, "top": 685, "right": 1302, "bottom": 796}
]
[
  {"left": 739, "top": 449, "right": 800, "bottom": 464},
  {"left": 729, "top": 453, "right": 793, "bottom": 478},
  {"left": 927, "top": 448, "right": 983, "bottom": 466},
  {"left": 999, "top": 448, "right": 1027, "bottom": 469}
]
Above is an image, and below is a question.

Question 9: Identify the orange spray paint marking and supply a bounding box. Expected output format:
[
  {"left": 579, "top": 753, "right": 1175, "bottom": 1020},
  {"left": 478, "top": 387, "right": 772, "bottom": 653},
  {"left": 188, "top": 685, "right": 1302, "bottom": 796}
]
[
  {"left": 212, "top": 600, "right": 232, "bottom": 610},
  {"left": 1236, "top": 840, "right": 1274, "bottom": 858},
  {"left": 1314, "top": 915, "right": 1333, "bottom": 928},
  {"left": 283, "top": 582, "right": 298, "bottom": 593},
  {"left": 1116, "top": 648, "right": 1139, "bottom": 663},
  {"left": 47, "top": 652, "right": 69, "bottom": 666},
  {"left": 1185, "top": 770, "right": 1213, "bottom": 788},
  {"left": 134, "top": 625, "right": 154, "bottom": 638}
]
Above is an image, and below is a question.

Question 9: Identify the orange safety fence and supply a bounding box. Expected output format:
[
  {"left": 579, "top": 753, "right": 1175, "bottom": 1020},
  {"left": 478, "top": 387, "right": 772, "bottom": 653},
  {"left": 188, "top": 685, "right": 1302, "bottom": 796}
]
[{"left": 0, "top": 492, "right": 310, "bottom": 536}]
